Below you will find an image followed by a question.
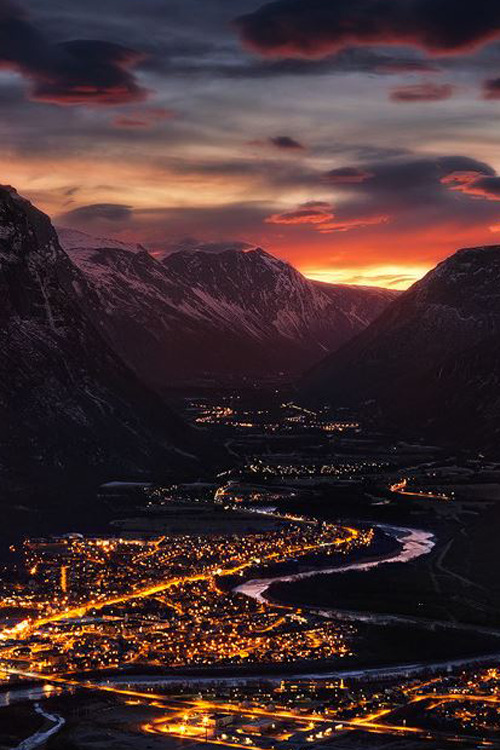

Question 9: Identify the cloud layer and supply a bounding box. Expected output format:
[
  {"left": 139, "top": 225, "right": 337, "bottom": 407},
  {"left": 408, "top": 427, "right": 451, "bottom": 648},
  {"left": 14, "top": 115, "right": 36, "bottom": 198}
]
[
  {"left": 2, "top": 0, "right": 500, "bottom": 290},
  {"left": 235, "top": 0, "right": 500, "bottom": 58},
  {"left": 0, "top": 0, "right": 147, "bottom": 105}
]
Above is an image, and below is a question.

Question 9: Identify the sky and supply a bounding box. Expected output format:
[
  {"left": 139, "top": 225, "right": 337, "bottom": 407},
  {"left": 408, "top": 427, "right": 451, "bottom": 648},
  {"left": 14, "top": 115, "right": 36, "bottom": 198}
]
[{"left": 4, "top": 0, "right": 500, "bottom": 288}]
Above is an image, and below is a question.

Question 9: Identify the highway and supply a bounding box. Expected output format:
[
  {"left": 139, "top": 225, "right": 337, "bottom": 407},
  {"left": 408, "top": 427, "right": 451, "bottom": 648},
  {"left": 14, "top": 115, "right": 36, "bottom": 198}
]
[{"left": 390, "top": 479, "right": 449, "bottom": 501}]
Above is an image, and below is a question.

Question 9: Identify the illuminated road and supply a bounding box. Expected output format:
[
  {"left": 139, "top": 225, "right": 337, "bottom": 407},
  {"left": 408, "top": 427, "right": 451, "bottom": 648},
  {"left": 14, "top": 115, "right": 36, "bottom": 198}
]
[
  {"left": 139, "top": 689, "right": 500, "bottom": 748},
  {"left": 5, "top": 662, "right": 500, "bottom": 748},
  {"left": 390, "top": 479, "right": 449, "bottom": 501}
]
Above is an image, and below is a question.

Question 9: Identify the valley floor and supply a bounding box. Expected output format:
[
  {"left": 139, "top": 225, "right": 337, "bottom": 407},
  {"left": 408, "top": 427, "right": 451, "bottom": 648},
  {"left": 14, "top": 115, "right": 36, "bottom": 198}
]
[{"left": 2, "top": 389, "right": 500, "bottom": 750}]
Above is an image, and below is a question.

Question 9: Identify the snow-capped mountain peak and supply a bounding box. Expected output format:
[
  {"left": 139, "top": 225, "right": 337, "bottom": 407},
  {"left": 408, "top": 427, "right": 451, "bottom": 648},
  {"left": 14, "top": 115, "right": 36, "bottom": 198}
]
[
  {"left": 52, "top": 226, "right": 397, "bottom": 386},
  {"left": 57, "top": 226, "right": 146, "bottom": 254}
]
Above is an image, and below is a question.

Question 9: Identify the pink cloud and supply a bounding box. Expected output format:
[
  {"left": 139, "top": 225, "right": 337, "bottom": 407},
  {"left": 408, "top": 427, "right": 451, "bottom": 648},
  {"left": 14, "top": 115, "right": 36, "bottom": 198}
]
[{"left": 389, "top": 82, "right": 455, "bottom": 102}]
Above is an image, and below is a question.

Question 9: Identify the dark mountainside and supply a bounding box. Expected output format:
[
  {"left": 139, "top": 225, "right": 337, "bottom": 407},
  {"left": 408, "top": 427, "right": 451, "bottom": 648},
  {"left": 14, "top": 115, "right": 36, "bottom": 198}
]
[
  {"left": 303, "top": 245, "right": 500, "bottom": 448},
  {"left": 0, "top": 187, "right": 206, "bottom": 502}
]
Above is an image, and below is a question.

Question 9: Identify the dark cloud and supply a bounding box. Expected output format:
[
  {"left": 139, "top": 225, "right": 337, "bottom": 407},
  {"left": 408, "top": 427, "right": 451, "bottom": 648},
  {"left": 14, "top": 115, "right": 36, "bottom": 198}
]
[
  {"left": 335, "top": 156, "right": 495, "bottom": 197},
  {"left": 60, "top": 1, "right": 441, "bottom": 82},
  {"left": 269, "top": 135, "right": 305, "bottom": 150},
  {"left": 0, "top": 0, "right": 147, "bottom": 105},
  {"left": 389, "top": 82, "right": 456, "bottom": 102},
  {"left": 483, "top": 76, "right": 500, "bottom": 98},
  {"left": 139, "top": 20, "right": 452, "bottom": 82},
  {"left": 258, "top": 153, "right": 500, "bottom": 242},
  {"left": 55, "top": 200, "right": 274, "bottom": 247},
  {"left": 234, "top": 0, "right": 500, "bottom": 59},
  {"left": 374, "top": 60, "right": 441, "bottom": 74},
  {"left": 60, "top": 203, "right": 133, "bottom": 223},
  {"left": 321, "top": 155, "right": 498, "bottom": 227},
  {"left": 288, "top": 155, "right": 499, "bottom": 237},
  {"left": 323, "top": 167, "right": 374, "bottom": 183}
]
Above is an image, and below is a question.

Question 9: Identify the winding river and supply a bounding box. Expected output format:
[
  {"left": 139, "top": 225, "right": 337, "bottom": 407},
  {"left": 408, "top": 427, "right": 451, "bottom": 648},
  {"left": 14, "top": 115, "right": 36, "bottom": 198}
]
[{"left": 234, "top": 524, "right": 436, "bottom": 604}]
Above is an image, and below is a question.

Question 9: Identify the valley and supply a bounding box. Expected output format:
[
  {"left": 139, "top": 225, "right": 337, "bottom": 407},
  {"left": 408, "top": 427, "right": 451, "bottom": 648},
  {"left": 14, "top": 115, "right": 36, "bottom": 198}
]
[
  {"left": 2, "top": 189, "right": 500, "bottom": 750},
  {"left": 1, "top": 390, "right": 500, "bottom": 750}
]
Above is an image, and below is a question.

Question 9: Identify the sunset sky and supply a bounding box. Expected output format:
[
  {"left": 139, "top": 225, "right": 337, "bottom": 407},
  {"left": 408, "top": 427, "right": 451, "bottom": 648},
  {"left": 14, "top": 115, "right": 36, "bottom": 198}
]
[{"left": 4, "top": 0, "right": 500, "bottom": 287}]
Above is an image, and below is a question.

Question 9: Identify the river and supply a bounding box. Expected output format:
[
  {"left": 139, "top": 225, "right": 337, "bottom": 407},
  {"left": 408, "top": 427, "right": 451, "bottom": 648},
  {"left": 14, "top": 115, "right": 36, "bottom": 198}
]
[{"left": 234, "top": 523, "right": 436, "bottom": 604}]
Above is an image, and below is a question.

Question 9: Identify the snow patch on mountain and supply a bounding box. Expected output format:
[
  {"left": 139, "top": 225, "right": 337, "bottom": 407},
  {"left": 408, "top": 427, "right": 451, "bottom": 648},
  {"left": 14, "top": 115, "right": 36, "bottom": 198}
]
[{"left": 57, "top": 227, "right": 145, "bottom": 254}]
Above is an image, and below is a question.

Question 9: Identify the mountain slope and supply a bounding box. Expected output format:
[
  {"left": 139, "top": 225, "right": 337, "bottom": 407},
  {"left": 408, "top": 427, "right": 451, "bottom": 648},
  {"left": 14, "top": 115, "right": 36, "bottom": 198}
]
[
  {"left": 303, "top": 245, "right": 500, "bottom": 446},
  {"left": 57, "top": 227, "right": 145, "bottom": 254},
  {"left": 386, "top": 332, "right": 500, "bottom": 447},
  {"left": 163, "top": 247, "right": 397, "bottom": 359},
  {"left": 57, "top": 231, "right": 397, "bottom": 386},
  {"left": 0, "top": 187, "right": 203, "bottom": 496}
]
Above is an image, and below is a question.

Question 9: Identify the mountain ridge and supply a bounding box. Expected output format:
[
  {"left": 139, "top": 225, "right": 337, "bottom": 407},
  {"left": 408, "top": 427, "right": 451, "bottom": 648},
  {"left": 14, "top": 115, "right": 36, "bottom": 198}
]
[{"left": 57, "top": 230, "right": 398, "bottom": 387}]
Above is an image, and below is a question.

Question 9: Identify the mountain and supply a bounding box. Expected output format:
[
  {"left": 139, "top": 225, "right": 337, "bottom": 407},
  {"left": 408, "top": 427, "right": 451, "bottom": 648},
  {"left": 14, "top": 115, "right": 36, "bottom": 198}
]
[
  {"left": 57, "top": 231, "right": 398, "bottom": 387},
  {"left": 303, "top": 245, "right": 500, "bottom": 446},
  {"left": 57, "top": 227, "right": 145, "bottom": 254},
  {"left": 397, "top": 333, "right": 500, "bottom": 447},
  {"left": 0, "top": 188, "right": 204, "bottom": 497}
]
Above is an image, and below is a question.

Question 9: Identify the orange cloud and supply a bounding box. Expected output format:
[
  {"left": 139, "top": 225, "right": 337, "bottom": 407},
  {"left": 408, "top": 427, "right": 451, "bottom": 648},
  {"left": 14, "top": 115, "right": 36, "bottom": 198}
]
[
  {"left": 266, "top": 202, "right": 334, "bottom": 225},
  {"left": 265, "top": 202, "right": 389, "bottom": 233},
  {"left": 389, "top": 82, "right": 456, "bottom": 102},
  {"left": 317, "top": 214, "right": 391, "bottom": 233},
  {"left": 112, "top": 107, "right": 175, "bottom": 129},
  {"left": 442, "top": 171, "right": 500, "bottom": 200}
]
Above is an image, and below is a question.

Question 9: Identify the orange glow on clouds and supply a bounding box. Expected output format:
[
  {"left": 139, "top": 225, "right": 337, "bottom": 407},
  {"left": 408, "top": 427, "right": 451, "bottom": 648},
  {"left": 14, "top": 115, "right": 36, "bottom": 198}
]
[
  {"left": 316, "top": 214, "right": 390, "bottom": 233},
  {"left": 5, "top": 146, "right": 500, "bottom": 294}
]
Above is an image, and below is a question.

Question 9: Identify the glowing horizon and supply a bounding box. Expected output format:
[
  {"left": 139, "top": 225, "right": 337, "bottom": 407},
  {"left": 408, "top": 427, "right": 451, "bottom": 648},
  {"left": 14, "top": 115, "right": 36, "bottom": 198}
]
[{"left": 302, "top": 264, "right": 431, "bottom": 290}]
